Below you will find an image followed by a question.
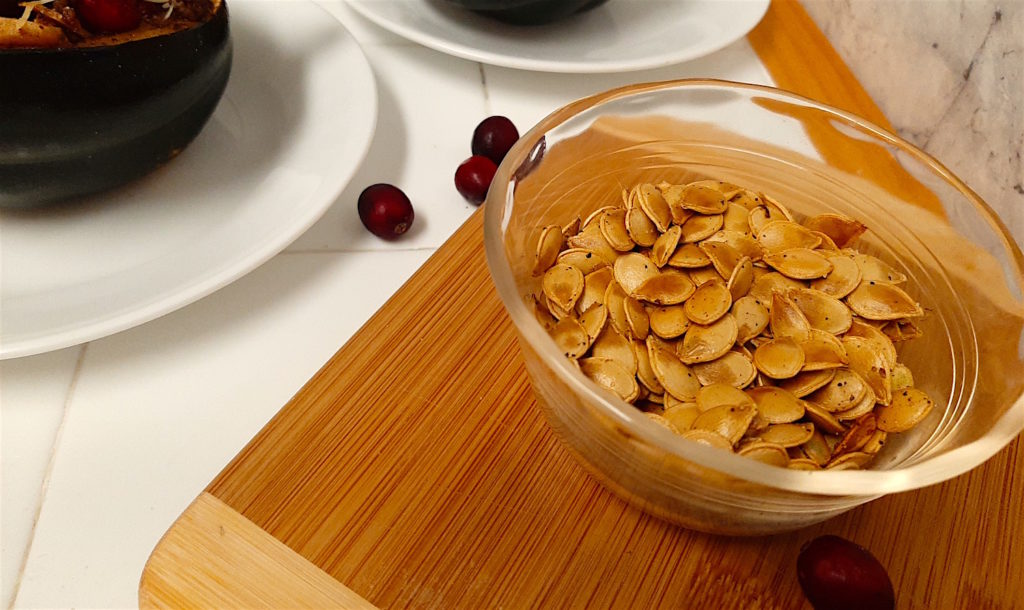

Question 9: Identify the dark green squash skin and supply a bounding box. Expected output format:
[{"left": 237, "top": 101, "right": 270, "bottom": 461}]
[{"left": 0, "top": 3, "right": 232, "bottom": 207}]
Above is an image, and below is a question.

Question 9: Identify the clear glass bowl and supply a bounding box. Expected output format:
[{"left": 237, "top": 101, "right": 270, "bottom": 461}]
[{"left": 483, "top": 79, "right": 1024, "bottom": 535}]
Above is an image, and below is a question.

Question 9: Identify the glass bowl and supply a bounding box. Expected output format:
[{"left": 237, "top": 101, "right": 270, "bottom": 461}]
[{"left": 483, "top": 79, "right": 1024, "bottom": 535}]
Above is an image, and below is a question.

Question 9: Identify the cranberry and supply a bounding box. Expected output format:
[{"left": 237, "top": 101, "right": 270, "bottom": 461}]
[
  {"left": 471, "top": 116, "right": 519, "bottom": 165},
  {"left": 797, "top": 535, "right": 895, "bottom": 610},
  {"left": 75, "top": 0, "right": 142, "bottom": 34},
  {"left": 357, "top": 184, "right": 414, "bottom": 240},
  {"left": 454, "top": 155, "right": 497, "bottom": 205}
]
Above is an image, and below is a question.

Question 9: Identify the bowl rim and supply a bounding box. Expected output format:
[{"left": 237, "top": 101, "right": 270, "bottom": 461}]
[{"left": 483, "top": 78, "right": 1024, "bottom": 496}]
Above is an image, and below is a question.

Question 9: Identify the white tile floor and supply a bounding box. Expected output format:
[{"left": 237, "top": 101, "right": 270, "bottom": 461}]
[{"left": 3, "top": 1, "right": 1020, "bottom": 608}]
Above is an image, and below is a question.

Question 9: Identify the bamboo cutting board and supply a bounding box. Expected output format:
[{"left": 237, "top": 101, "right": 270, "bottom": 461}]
[{"left": 140, "top": 1, "right": 1023, "bottom": 608}]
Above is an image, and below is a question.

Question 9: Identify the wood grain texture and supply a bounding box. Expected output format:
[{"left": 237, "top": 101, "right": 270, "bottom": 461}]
[
  {"left": 140, "top": 1, "right": 1023, "bottom": 608},
  {"left": 140, "top": 493, "right": 377, "bottom": 610}
]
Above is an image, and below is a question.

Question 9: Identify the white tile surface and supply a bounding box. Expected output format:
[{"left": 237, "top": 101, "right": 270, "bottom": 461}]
[
  {"left": 0, "top": 347, "right": 82, "bottom": 609},
  {"left": 12, "top": 249, "right": 431, "bottom": 609}
]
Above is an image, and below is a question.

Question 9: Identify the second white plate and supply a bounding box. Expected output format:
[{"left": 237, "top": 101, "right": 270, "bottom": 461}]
[
  {"left": 346, "top": 0, "right": 769, "bottom": 73},
  {"left": 0, "top": 0, "right": 378, "bottom": 359}
]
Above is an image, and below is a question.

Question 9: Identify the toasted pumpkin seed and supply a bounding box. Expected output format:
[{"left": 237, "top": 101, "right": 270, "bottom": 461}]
[
  {"left": 543, "top": 270, "right": 582, "bottom": 314},
  {"left": 662, "top": 402, "right": 700, "bottom": 431},
  {"left": 692, "top": 351, "right": 757, "bottom": 388},
  {"left": 723, "top": 203, "right": 751, "bottom": 233},
  {"left": 733, "top": 295, "right": 770, "bottom": 344},
  {"left": 681, "top": 213, "right": 724, "bottom": 243},
  {"left": 748, "top": 272, "right": 806, "bottom": 307},
  {"left": 762, "top": 194, "right": 795, "bottom": 222},
  {"left": 634, "top": 339, "right": 664, "bottom": 394},
  {"left": 788, "top": 458, "right": 820, "bottom": 470},
  {"left": 543, "top": 293, "right": 575, "bottom": 320},
  {"left": 802, "top": 430, "right": 833, "bottom": 466},
  {"left": 591, "top": 326, "right": 637, "bottom": 375},
  {"left": 578, "top": 303, "right": 608, "bottom": 342},
  {"left": 604, "top": 280, "right": 630, "bottom": 337},
  {"left": 770, "top": 292, "right": 812, "bottom": 342},
  {"left": 689, "top": 266, "right": 725, "bottom": 287},
  {"left": 808, "top": 368, "right": 868, "bottom": 412},
  {"left": 811, "top": 231, "right": 840, "bottom": 252},
  {"left": 852, "top": 253, "right": 908, "bottom": 285},
  {"left": 705, "top": 229, "right": 764, "bottom": 261},
  {"left": 789, "top": 288, "right": 853, "bottom": 335},
  {"left": 644, "top": 412, "right": 679, "bottom": 433},
  {"left": 666, "top": 242, "right": 712, "bottom": 268},
  {"left": 842, "top": 336, "right": 893, "bottom": 405},
  {"left": 533, "top": 225, "right": 564, "bottom": 276},
  {"left": 700, "top": 240, "right": 745, "bottom": 279},
  {"left": 678, "top": 181, "right": 729, "bottom": 214},
  {"left": 844, "top": 318, "right": 898, "bottom": 369},
  {"left": 637, "top": 183, "right": 673, "bottom": 232},
  {"left": 580, "top": 357, "right": 639, "bottom": 402},
  {"left": 648, "top": 341, "right": 702, "bottom": 401},
  {"left": 803, "top": 213, "right": 867, "bottom": 248},
  {"left": 656, "top": 183, "right": 695, "bottom": 225},
  {"left": 684, "top": 279, "right": 732, "bottom": 325},
  {"left": 846, "top": 281, "right": 923, "bottom": 320},
  {"left": 753, "top": 336, "right": 805, "bottom": 379},
  {"left": 831, "top": 413, "right": 877, "bottom": 457},
  {"left": 800, "top": 329, "right": 849, "bottom": 371},
  {"left": 826, "top": 452, "right": 872, "bottom": 470},
  {"left": 634, "top": 270, "right": 697, "bottom": 305},
  {"left": 558, "top": 248, "right": 608, "bottom": 277},
  {"left": 777, "top": 369, "right": 836, "bottom": 397},
  {"left": 692, "top": 404, "right": 756, "bottom": 445},
  {"left": 759, "top": 422, "right": 815, "bottom": 447},
  {"left": 696, "top": 383, "right": 755, "bottom": 412},
  {"left": 613, "top": 252, "right": 659, "bottom": 296},
  {"left": 802, "top": 400, "right": 847, "bottom": 435},
  {"left": 834, "top": 390, "right": 876, "bottom": 421},
  {"left": 861, "top": 429, "right": 888, "bottom": 454},
  {"left": 679, "top": 429, "right": 734, "bottom": 450},
  {"left": 737, "top": 442, "right": 790, "bottom": 466},
  {"left": 582, "top": 205, "right": 617, "bottom": 229},
  {"left": 599, "top": 208, "right": 635, "bottom": 252},
  {"left": 746, "top": 386, "right": 806, "bottom": 423},
  {"left": 567, "top": 221, "right": 620, "bottom": 264},
  {"left": 624, "top": 296, "right": 650, "bottom": 340},
  {"left": 625, "top": 202, "right": 660, "bottom": 247},
  {"left": 529, "top": 295, "right": 557, "bottom": 331},
  {"left": 678, "top": 314, "right": 739, "bottom": 364},
  {"left": 648, "top": 304, "right": 690, "bottom": 339},
  {"left": 727, "top": 257, "right": 755, "bottom": 301},
  {"left": 756, "top": 220, "right": 822, "bottom": 254},
  {"left": 764, "top": 248, "right": 833, "bottom": 280},
  {"left": 651, "top": 225, "right": 682, "bottom": 268},
  {"left": 891, "top": 362, "right": 914, "bottom": 391},
  {"left": 809, "top": 254, "right": 861, "bottom": 298},
  {"left": 576, "top": 267, "right": 613, "bottom": 314},
  {"left": 876, "top": 387, "right": 935, "bottom": 432},
  {"left": 551, "top": 318, "right": 590, "bottom": 359}
]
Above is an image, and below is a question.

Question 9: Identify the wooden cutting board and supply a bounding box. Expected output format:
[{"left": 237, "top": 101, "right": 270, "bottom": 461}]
[{"left": 139, "top": 1, "right": 1023, "bottom": 607}]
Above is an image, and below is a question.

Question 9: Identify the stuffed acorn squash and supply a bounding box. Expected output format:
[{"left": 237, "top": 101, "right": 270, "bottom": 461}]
[{"left": 0, "top": 0, "right": 231, "bottom": 207}]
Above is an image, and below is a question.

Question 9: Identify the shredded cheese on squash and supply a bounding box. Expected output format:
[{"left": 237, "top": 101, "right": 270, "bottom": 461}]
[{"left": 15, "top": 0, "right": 56, "bottom": 31}]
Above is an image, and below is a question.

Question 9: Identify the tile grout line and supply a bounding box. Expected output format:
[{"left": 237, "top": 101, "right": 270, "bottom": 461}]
[{"left": 7, "top": 343, "right": 89, "bottom": 610}]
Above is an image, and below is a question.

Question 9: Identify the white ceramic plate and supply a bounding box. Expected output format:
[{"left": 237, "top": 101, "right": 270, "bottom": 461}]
[
  {"left": 345, "top": 0, "right": 769, "bottom": 73},
  {"left": 0, "top": 0, "right": 378, "bottom": 359}
]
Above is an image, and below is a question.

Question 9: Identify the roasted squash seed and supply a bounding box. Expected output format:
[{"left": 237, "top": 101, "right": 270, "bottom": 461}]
[{"left": 533, "top": 179, "right": 937, "bottom": 471}]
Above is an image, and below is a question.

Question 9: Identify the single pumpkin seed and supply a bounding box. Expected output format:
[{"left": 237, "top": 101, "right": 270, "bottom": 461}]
[
  {"left": 764, "top": 248, "right": 833, "bottom": 280},
  {"left": 578, "top": 303, "right": 608, "bottom": 342},
  {"left": 746, "top": 386, "right": 806, "bottom": 423},
  {"left": 846, "top": 281, "right": 923, "bottom": 320},
  {"left": 789, "top": 287, "right": 853, "bottom": 335},
  {"left": 748, "top": 272, "right": 806, "bottom": 307},
  {"left": 692, "top": 351, "right": 757, "bottom": 388},
  {"left": 599, "top": 208, "right": 635, "bottom": 252},
  {"left": 723, "top": 203, "right": 751, "bottom": 233},
  {"left": 634, "top": 339, "right": 664, "bottom": 394},
  {"left": 625, "top": 201, "right": 660, "bottom": 247},
  {"left": 567, "top": 221, "right": 619, "bottom": 264},
  {"left": 634, "top": 270, "right": 697, "bottom": 305},
  {"left": 756, "top": 220, "right": 822, "bottom": 254},
  {"left": 579, "top": 357, "right": 639, "bottom": 402},
  {"left": 679, "top": 428, "right": 734, "bottom": 450},
  {"left": 753, "top": 336, "right": 805, "bottom": 379},
  {"left": 684, "top": 279, "right": 732, "bottom": 325},
  {"left": 662, "top": 402, "right": 700, "bottom": 431},
  {"left": 648, "top": 304, "right": 691, "bottom": 339},
  {"left": 550, "top": 317, "right": 590, "bottom": 359},
  {"left": 802, "top": 400, "right": 847, "bottom": 435},
  {"left": 876, "top": 387, "right": 936, "bottom": 432},
  {"left": 810, "top": 254, "right": 861, "bottom": 298},
  {"left": 700, "top": 240, "right": 745, "bottom": 279},
  {"left": 738, "top": 442, "right": 790, "bottom": 466},
  {"left": 648, "top": 339, "right": 702, "bottom": 401},
  {"left": 591, "top": 326, "right": 637, "bottom": 375},
  {"left": 777, "top": 369, "right": 836, "bottom": 397},
  {"left": 852, "top": 253, "right": 908, "bottom": 285},
  {"left": 613, "top": 252, "right": 659, "bottom": 296},
  {"left": 842, "top": 335, "right": 893, "bottom": 405},
  {"left": 576, "top": 267, "right": 613, "bottom": 314},
  {"left": 808, "top": 368, "right": 869, "bottom": 412},
  {"left": 802, "top": 430, "right": 833, "bottom": 466},
  {"left": 692, "top": 403, "right": 756, "bottom": 445},
  {"left": 759, "top": 422, "right": 816, "bottom": 447},
  {"left": 533, "top": 225, "right": 564, "bottom": 276},
  {"left": 637, "top": 183, "right": 673, "bottom": 232},
  {"left": 651, "top": 225, "right": 682, "bottom": 268},
  {"left": 833, "top": 390, "right": 876, "bottom": 421},
  {"left": 802, "top": 213, "right": 867, "bottom": 248},
  {"left": 844, "top": 318, "right": 898, "bottom": 370},
  {"left": 666, "top": 242, "right": 712, "bottom": 268},
  {"left": 770, "top": 292, "right": 812, "bottom": 342},
  {"left": 831, "top": 413, "right": 877, "bottom": 457},
  {"left": 678, "top": 314, "right": 739, "bottom": 364},
  {"left": 559, "top": 248, "right": 608, "bottom": 277},
  {"left": 696, "top": 383, "right": 756, "bottom": 413},
  {"left": 733, "top": 295, "right": 770, "bottom": 344},
  {"left": 681, "top": 213, "right": 724, "bottom": 243},
  {"left": 689, "top": 266, "right": 725, "bottom": 286},
  {"left": 800, "top": 329, "right": 849, "bottom": 371}
]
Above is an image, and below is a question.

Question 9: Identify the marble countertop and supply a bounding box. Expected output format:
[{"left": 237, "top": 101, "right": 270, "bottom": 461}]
[{"left": 2, "top": 1, "right": 1021, "bottom": 608}]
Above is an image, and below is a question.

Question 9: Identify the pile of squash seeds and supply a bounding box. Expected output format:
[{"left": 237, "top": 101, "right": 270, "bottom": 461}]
[{"left": 530, "top": 180, "right": 936, "bottom": 470}]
